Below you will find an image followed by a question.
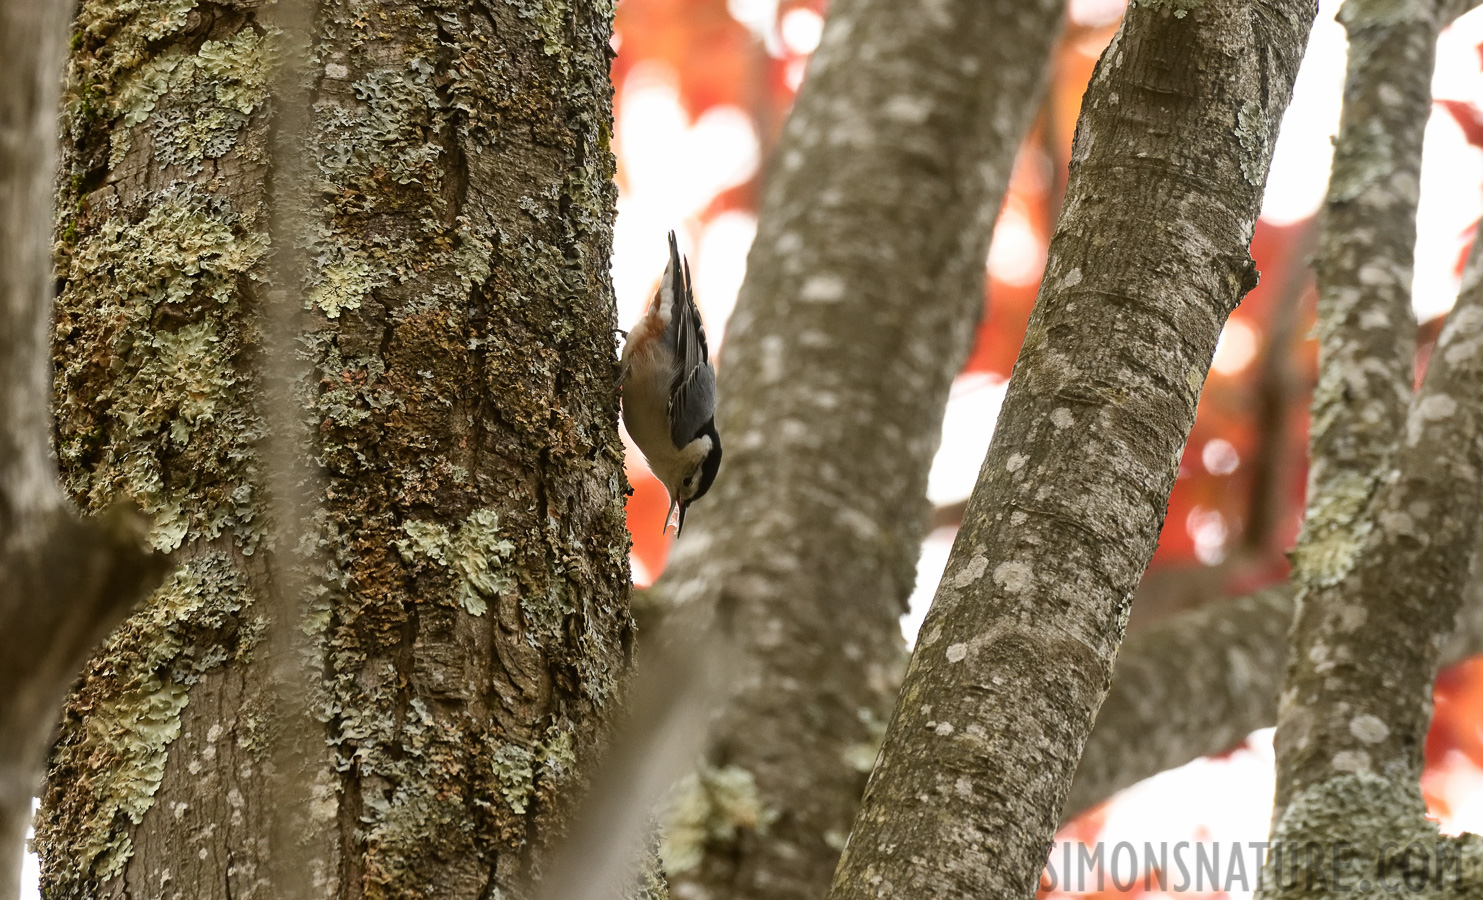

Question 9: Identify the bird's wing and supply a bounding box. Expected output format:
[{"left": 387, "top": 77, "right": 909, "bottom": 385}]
[{"left": 665, "top": 234, "right": 715, "bottom": 446}]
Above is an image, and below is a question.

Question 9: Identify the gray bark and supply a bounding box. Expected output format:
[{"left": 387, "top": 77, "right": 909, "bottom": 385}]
[
  {"left": 643, "top": 2, "right": 1066, "bottom": 899},
  {"left": 1068, "top": 0, "right": 1483, "bottom": 820},
  {"left": 34, "top": 1, "right": 634, "bottom": 898},
  {"left": 0, "top": 0, "right": 165, "bottom": 897},
  {"left": 1288, "top": 0, "right": 1434, "bottom": 605},
  {"left": 1262, "top": 241, "right": 1483, "bottom": 896},
  {"left": 1272, "top": 0, "right": 1446, "bottom": 824},
  {"left": 827, "top": 3, "right": 1316, "bottom": 898}
]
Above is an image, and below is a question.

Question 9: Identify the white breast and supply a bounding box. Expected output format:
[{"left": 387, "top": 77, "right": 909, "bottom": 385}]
[{"left": 622, "top": 342, "right": 685, "bottom": 490}]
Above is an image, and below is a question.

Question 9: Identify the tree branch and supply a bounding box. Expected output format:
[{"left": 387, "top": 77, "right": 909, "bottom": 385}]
[
  {"left": 1274, "top": 222, "right": 1483, "bottom": 824},
  {"left": 827, "top": 3, "right": 1316, "bottom": 898},
  {"left": 1257, "top": 232, "right": 1483, "bottom": 894},
  {"left": 1063, "top": 565, "right": 1483, "bottom": 822},
  {"left": 1289, "top": 0, "right": 1436, "bottom": 598}
]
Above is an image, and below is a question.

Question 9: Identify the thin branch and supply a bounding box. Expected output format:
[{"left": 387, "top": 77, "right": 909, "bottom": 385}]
[
  {"left": 1273, "top": 0, "right": 1452, "bottom": 825},
  {"left": 1289, "top": 0, "right": 1435, "bottom": 592},
  {"left": 1064, "top": 566, "right": 1483, "bottom": 822},
  {"left": 1240, "top": 220, "right": 1315, "bottom": 559}
]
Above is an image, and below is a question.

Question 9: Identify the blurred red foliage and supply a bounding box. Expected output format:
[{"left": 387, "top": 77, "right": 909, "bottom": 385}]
[{"left": 614, "top": 0, "right": 1483, "bottom": 861}]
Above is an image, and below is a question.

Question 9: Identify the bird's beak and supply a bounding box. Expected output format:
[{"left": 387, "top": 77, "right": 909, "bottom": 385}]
[
  {"left": 664, "top": 497, "right": 678, "bottom": 535},
  {"left": 676, "top": 502, "right": 689, "bottom": 537}
]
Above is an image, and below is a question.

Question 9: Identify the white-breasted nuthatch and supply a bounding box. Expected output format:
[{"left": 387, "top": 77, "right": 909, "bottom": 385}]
[{"left": 619, "top": 232, "right": 722, "bottom": 536}]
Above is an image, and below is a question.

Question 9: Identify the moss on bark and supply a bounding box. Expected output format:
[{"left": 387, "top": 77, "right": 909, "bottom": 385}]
[{"left": 37, "top": 0, "right": 634, "bottom": 897}]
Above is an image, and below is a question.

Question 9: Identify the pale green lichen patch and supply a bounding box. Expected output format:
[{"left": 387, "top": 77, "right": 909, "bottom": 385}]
[
  {"left": 38, "top": 553, "right": 253, "bottom": 886},
  {"left": 490, "top": 727, "right": 577, "bottom": 817},
  {"left": 395, "top": 509, "right": 516, "bottom": 615},
  {"left": 491, "top": 745, "right": 537, "bottom": 815},
  {"left": 316, "top": 66, "right": 445, "bottom": 192},
  {"left": 660, "top": 765, "right": 776, "bottom": 875},
  {"left": 109, "top": 27, "right": 273, "bottom": 171},
  {"left": 1236, "top": 100, "right": 1269, "bottom": 187},
  {"left": 1292, "top": 468, "right": 1377, "bottom": 586},
  {"left": 309, "top": 254, "right": 384, "bottom": 318},
  {"left": 54, "top": 183, "right": 267, "bottom": 553},
  {"left": 66, "top": 0, "right": 200, "bottom": 124}
]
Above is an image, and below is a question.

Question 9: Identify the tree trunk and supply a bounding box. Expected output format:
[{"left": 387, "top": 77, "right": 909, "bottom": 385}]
[
  {"left": 34, "top": 1, "right": 634, "bottom": 898},
  {"left": 0, "top": 0, "right": 166, "bottom": 896},
  {"left": 828, "top": 2, "right": 1316, "bottom": 898},
  {"left": 645, "top": 1, "right": 1065, "bottom": 899}
]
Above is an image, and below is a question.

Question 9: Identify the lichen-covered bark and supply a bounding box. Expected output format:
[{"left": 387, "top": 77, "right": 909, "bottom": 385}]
[
  {"left": 35, "top": 1, "right": 634, "bottom": 898},
  {"left": 1264, "top": 243, "right": 1483, "bottom": 895},
  {"left": 826, "top": 3, "right": 1316, "bottom": 898},
  {"left": 0, "top": 0, "right": 165, "bottom": 896},
  {"left": 1270, "top": 0, "right": 1462, "bottom": 830},
  {"left": 644, "top": 2, "right": 1065, "bottom": 899},
  {"left": 1289, "top": 0, "right": 1438, "bottom": 593}
]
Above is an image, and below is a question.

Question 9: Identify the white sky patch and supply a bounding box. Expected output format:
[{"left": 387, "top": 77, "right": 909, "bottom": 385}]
[
  {"left": 780, "top": 7, "right": 824, "bottom": 56},
  {"left": 1068, "top": 0, "right": 1126, "bottom": 28},
  {"left": 696, "top": 211, "right": 757, "bottom": 351},
  {"left": 727, "top": 0, "right": 785, "bottom": 56},
  {"left": 1211, "top": 318, "right": 1258, "bottom": 375},
  {"left": 784, "top": 57, "right": 809, "bottom": 91},
  {"left": 1414, "top": 8, "right": 1483, "bottom": 322},
  {"left": 1062, "top": 729, "right": 1276, "bottom": 900},
  {"left": 22, "top": 798, "right": 37, "bottom": 900},
  {"left": 927, "top": 374, "right": 1009, "bottom": 506},
  {"left": 629, "top": 553, "right": 654, "bottom": 589},
  {"left": 1430, "top": 752, "right": 1483, "bottom": 836},
  {"left": 1260, "top": 0, "right": 1346, "bottom": 226},
  {"left": 903, "top": 527, "right": 956, "bottom": 646}
]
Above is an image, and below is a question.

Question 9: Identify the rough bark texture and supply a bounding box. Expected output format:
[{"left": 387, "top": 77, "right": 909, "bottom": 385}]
[
  {"left": 0, "top": 0, "right": 166, "bottom": 897},
  {"left": 1288, "top": 0, "right": 1434, "bottom": 598},
  {"left": 1271, "top": 0, "right": 1445, "bottom": 825},
  {"left": 34, "top": 1, "right": 635, "bottom": 898},
  {"left": 827, "top": 3, "right": 1316, "bottom": 898},
  {"left": 644, "top": 2, "right": 1066, "bottom": 899},
  {"left": 1264, "top": 243, "right": 1483, "bottom": 895},
  {"left": 1071, "top": 0, "right": 1483, "bottom": 821}
]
